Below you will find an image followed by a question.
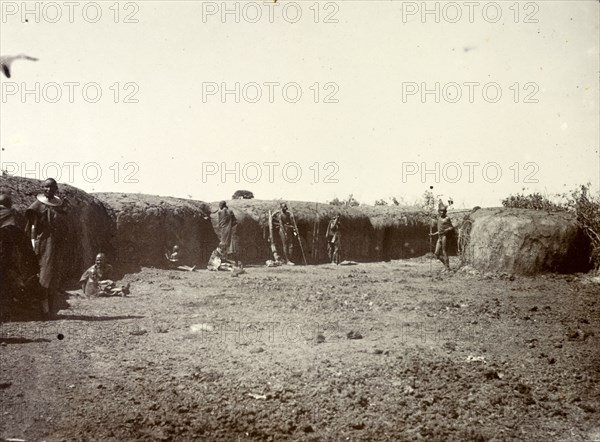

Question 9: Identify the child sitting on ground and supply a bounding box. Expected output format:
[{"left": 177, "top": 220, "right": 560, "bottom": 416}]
[
  {"left": 166, "top": 245, "right": 180, "bottom": 265},
  {"left": 166, "top": 245, "right": 196, "bottom": 271},
  {"left": 80, "top": 253, "right": 130, "bottom": 297}
]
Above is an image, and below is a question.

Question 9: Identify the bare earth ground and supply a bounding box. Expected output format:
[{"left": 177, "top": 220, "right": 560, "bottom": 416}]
[{"left": 1, "top": 258, "right": 599, "bottom": 442}]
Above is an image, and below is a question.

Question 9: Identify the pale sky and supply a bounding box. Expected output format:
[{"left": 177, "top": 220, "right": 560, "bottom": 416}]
[{"left": 1, "top": 0, "right": 598, "bottom": 208}]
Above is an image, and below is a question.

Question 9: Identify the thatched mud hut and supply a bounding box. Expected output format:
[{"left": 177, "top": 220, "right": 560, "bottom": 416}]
[
  {"left": 357, "top": 205, "right": 459, "bottom": 260},
  {"left": 217, "top": 200, "right": 372, "bottom": 264},
  {"left": 212, "top": 200, "right": 441, "bottom": 264},
  {"left": 7, "top": 181, "right": 587, "bottom": 277},
  {"left": 83, "top": 196, "right": 452, "bottom": 267},
  {"left": 94, "top": 193, "right": 216, "bottom": 271},
  {"left": 0, "top": 176, "right": 114, "bottom": 283},
  {"left": 461, "top": 208, "right": 590, "bottom": 275}
]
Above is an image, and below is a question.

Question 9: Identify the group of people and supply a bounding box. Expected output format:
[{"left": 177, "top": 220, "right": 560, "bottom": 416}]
[
  {"left": 204, "top": 199, "right": 457, "bottom": 270},
  {"left": 0, "top": 178, "right": 458, "bottom": 320},
  {"left": 269, "top": 200, "right": 454, "bottom": 271},
  {"left": 0, "top": 178, "right": 128, "bottom": 319},
  {"left": 267, "top": 202, "right": 342, "bottom": 266},
  {"left": 204, "top": 201, "right": 343, "bottom": 270},
  {"left": 0, "top": 178, "right": 70, "bottom": 318}
]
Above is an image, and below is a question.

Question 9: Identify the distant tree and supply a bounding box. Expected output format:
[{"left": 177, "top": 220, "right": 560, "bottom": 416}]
[
  {"left": 232, "top": 190, "right": 254, "bottom": 199},
  {"left": 419, "top": 189, "right": 436, "bottom": 214},
  {"left": 329, "top": 194, "right": 360, "bottom": 207}
]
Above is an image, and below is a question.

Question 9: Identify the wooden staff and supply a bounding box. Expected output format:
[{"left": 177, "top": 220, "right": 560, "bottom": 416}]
[{"left": 287, "top": 203, "right": 308, "bottom": 265}]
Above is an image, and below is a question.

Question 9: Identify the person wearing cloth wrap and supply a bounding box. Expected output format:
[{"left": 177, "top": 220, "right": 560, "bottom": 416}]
[
  {"left": 25, "top": 178, "right": 68, "bottom": 318},
  {"left": 0, "top": 193, "right": 40, "bottom": 306},
  {"left": 273, "top": 203, "right": 296, "bottom": 265},
  {"left": 430, "top": 200, "right": 454, "bottom": 272},
  {"left": 217, "top": 201, "right": 240, "bottom": 267}
]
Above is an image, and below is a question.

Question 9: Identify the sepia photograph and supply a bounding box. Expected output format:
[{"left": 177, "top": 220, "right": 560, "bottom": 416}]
[{"left": 1, "top": 1, "right": 599, "bottom": 440}]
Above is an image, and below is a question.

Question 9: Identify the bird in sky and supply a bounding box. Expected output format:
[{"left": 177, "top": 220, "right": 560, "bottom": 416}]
[{"left": 0, "top": 54, "right": 38, "bottom": 78}]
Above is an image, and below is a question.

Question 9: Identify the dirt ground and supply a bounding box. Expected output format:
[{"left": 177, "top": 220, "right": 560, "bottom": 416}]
[{"left": 1, "top": 258, "right": 599, "bottom": 441}]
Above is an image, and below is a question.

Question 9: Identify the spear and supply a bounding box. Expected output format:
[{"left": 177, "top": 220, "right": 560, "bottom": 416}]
[{"left": 287, "top": 202, "right": 308, "bottom": 265}]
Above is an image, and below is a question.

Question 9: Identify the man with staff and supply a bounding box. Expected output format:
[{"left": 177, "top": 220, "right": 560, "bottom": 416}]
[
  {"left": 272, "top": 203, "right": 296, "bottom": 265},
  {"left": 271, "top": 202, "right": 307, "bottom": 265}
]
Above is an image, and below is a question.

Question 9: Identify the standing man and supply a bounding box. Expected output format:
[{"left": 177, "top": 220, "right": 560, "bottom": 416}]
[
  {"left": 217, "top": 201, "right": 240, "bottom": 267},
  {"left": 273, "top": 203, "right": 296, "bottom": 265},
  {"left": 430, "top": 201, "right": 454, "bottom": 272},
  {"left": 326, "top": 213, "right": 341, "bottom": 265},
  {"left": 25, "top": 178, "right": 68, "bottom": 318}
]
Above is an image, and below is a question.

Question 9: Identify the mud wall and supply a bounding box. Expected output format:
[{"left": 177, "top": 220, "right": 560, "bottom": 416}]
[
  {"left": 462, "top": 208, "right": 591, "bottom": 275},
  {"left": 4, "top": 178, "right": 588, "bottom": 276},
  {"left": 94, "top": 193, "right": 217, "bottom": 272},
  {"left": 0, "top": 176, "right": 115, "bottom": 284},
  {"left": 218, "top": 200, "right": 440, "bottom": 265}
]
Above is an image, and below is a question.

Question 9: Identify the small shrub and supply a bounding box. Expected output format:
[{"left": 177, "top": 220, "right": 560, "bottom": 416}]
[
  {"left": 568, "top": 185, "right": 600, "bottom": 271},
  {"left": 329, "top": 194, "right": 360, "bottom": 207},
  {"left": 501, "top": 192, "right": 565, "bottom": 211}
]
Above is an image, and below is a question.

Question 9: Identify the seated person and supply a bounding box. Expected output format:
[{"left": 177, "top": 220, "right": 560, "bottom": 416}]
[
  {"left": 80, "top": 253, "right": 130, "bottom": 297},
  {"left": 207, "top": 245, "right": 235, "bottom": 271},
  {"left": 166, "top": 245, "right": 196, "bottom": 271},
  {"left": 166, "top": 245, "right": 180, "bottom": 264}
]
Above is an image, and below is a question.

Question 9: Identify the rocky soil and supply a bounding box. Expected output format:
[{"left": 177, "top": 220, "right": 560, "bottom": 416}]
[{"left": 1, "top": 258, "right": 599, "bottom": 441}]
